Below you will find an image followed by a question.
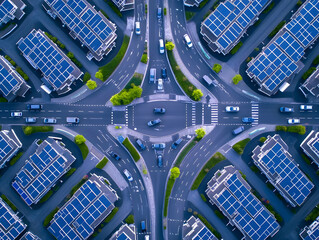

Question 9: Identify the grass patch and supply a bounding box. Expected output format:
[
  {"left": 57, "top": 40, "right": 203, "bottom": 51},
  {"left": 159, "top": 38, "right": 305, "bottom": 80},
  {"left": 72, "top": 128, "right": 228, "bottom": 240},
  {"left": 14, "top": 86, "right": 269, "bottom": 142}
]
[
  {"left": 1, "top": 194, "right": 17, "bottom": 211},
  {"left": 232, "top": 138, "right": 251, "bottom": 155},
  {"left": 302, "top": 67, "right": 316, "bottom": 80},
  {"left": 39, "top": 190, "right": 53, "bottom": 203},
  {"left": 43, "top": 207, "right": 59, "bottom": 227},
  {"left": 0, "top": 97, "right": 8, "bottom": 102},
  {"left": 141, "top": 53, "right": 147, "bottom": 63},
  {"left": 200, "top": 193, "right": 207, "bottom": 202},
  {"left": 125, "top": 214, "right": 134, "bottom": 224},
  {"left": 22, "top": 126, "right": 53, "bottom": 135},
  {"left": 105, "top": 0, "right": 122, "bottom": 17},
  {"left": 262, "top": 2, "right": 275, "bottom": 14},
  {"left": 305, "top": 204, "right": 319, "bottom": 222},
  {"left": 9, "top": 151, "right": 24, "bottom": 166},
  {"left": 199, "top": 0, "right": 210, "bottom": 8},
  {"left": 100, "top": 9, "right": 110, "bottom": 19},
  {"left": 191, "top": 152, "right": 226, "bottom": 190},
  {"left": 197, "top": 214, "right": 222, "bottom": 239},
  {"left": 185, "top": 11, "right": 195, "bottom": 21},
  {"left": 125, "top": 73, "right": 143, "bottom": 90},
  {"left": 164, "top": 178, "right": 175, "bottom": 217},
  {"left": 269, "top": 21, "right": 286, "bottom": 38},
  {"left": 66, "top": 168, "right": 76, "bottom": 177},
  {"left": 276, "top": 125, "right": 306, "bottom": 135},
  {"left": 98, "top": 35, "right": 129, "bottom": 81},
  {"left": 70, "top": 176, "right": 88, "bottom": 196},
  {"left": 214, "top": 209, "right": 224, "bottom": 219},
  {"left": 167, "top": 50, "right": 198, "bottom": 101},
  {"left": 96, "top": 157, "right": 109, "bottom": 169},
  {"left": 123, "top": 138, "right": 140, "bottom": 162},
  {"left": 76, "top": 142, "right": 89, "bottom": 160},
  {"left": 83, "top": 72, "right": 91, "bottom": 83},
  {"left": 250, "top": 165, "right": 260, "bottom": 173},
  {"left": 103, "top": 207, "right": 119, "bottom": 223},
  {"left": 174, "top": 139, "right": 197, "bottom": 167},
  {"left": 301, "top": 154, "right": 312, "bottom": 165},
  {"left": 230, "top": 41, "right": 243, "bottom": 55}
]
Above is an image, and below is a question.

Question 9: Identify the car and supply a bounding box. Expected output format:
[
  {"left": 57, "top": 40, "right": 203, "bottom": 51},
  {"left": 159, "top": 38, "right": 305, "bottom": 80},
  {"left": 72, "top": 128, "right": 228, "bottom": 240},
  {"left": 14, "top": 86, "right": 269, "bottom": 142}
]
[
  {"left": 225, "top": 106, "right": 239, "bottom": 112},
  {"left": 183, "top": 34, "right": 193, "bottom": 48},
  {"left": 161, "top": 68, "right": 167, "bottom": 79},
  {"left": 27, "top": 104, "right": 42, "bottom": 110},
  {"left": 288, "top": 118, "right": 300, "bottom": 124},
  {"left": 136, "top": 139, "right": 146, "bottom": 150},
  {"left": 25, "top": 117, "right": 37, "bottom": 123},
  {"left": 171, "top": 138, "right": 182, "bottom": 149},
  {"left": 11, "top": 112, "right": 22, "bottom": 117},
  {"left": 144, "top": 235, "right": 150, "bottom": 240},
  {"left": 44, "top": 118, "right": 57, "bottom": 124},
  {"left": 149, "top": 68, "right": 156, "bottom": 83},
  {"left": 157, "top": 78, "right": 163, "bottom": 90},
  {"left": 203, "top": 75, "right": 218, "bottom": 87},
  {"left": 154, "top": 108, "right": 166, "bottom": 113},
  {"left": 66, "top": 117, "right": 79, "bottom": 124},
  {"left": 280, "top": 107, "right": 294, "bottom": 113},
  {"left": 300, "top": 105, "right": 313, "bottom": 110},
  {"left": 232, "top": 126, "right": 244, "bottom": 135},
  {"left": 157, "top": 8, "right": 162, "bottom": 19},
  {"left": 152, "top": 143, "right": 166, "bottom": 149},
  {"left": 141, "top": 220, "right": 147, "bottom": 232},
  {"left": 157, "top": 154, "right": 163, "bottom": 167},
  {"left": 123, "top": 169, "right": 133, "bottom": 182},
  {"left": 242, "top": 117, "right": 254, "bottom": 123},
  {"left": 109, "top": 151, "right": 121, "bottom": 161},
  {"left": 159, "top": 39, "right": 164, "bottom": 54},
  {"left": 135, "top": 21, "right": 140, "bottom": 35},
  {"left": 147, "top": 118, "right": 161, "bottom": 126}
]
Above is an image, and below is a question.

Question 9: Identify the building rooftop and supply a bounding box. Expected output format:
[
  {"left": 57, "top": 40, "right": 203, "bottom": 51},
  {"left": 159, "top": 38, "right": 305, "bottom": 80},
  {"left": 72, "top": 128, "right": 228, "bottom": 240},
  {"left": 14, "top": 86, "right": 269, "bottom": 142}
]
[
  {"left": 0, "top": 129, "right": 22, "bottom": 169},
  {"left": 300, "top": 216, "right": 319, "bottom": 240},
  {"left": 182, "top": 216, "right": 218, "bottom": 240},
  {"left": 205, "top": 165, "right": 280, "bottom": 240},
  {"left": 300, "top": 130, "right": 319, "bottom": 167},
  {"left": 44, "top": 0, "right": 117, "bottom": 61},
  {"left": 17, "top": 29, "right": 83, "bottom": 95},
  {"left": 252, "top": 134, "right": 314, "bottom": 207},
  {"left": 111, "top": 0, "right": 134, "bottom": 11},
  {"left": 184, "top": 0, "right": 203, "bottom": 7},
  {"left": 109, "top": 224, "right": 136, "bottom": 240},
  {"left": 48, "top": 174, "right": 119, "bottom": 240},
  {"left": 12, "top": 138, "right": 76, "bottom": 206},
  {"left": 20, "top": 231, "right": 41, "bottom": 240},
  {"left": 300, "top": 66, "right": 319, "bottom": 98},
  {"left": 0, "top": 0, "right": 26, "bottom": 25}
]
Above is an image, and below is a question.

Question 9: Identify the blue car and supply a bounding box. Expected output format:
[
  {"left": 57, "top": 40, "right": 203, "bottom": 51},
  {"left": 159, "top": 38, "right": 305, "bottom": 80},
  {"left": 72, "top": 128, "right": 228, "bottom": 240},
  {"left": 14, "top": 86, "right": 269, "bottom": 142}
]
[
  {"left": 152, "top": 143, "right": 166, "bottom": 149},
  {"left": 147, "top": 118, "right": 161, "bottom": 126},
  {"left": 161, "top": 68, "right": 167, "bottom": 79},
  {"left": 157, "top": 154, "right": 163, "bottom": 167},
  {"left": 242, "top": 117, "right": 254, "bottom": 123},
  {"left": 154, "top": 108, "right": 166, "bottom": 114},
  {"left": 136, "top": 139, "right": 146, "bottom": 150}
]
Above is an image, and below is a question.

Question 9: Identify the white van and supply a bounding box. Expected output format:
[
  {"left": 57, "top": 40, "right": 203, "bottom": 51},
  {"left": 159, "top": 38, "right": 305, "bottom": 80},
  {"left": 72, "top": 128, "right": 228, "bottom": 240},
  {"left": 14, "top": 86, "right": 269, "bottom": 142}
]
[
  {"left": 66, "top": 117, "right": 79, "bottom": 124},
  {"left": 183, "top": 34, "right": 193, "bottom": 48},
  {"left": 159, "top": 39, "right": 164, "bottom": 54},
  {"left": 135, "top": 22, "right": 140, "bottom": 35}
]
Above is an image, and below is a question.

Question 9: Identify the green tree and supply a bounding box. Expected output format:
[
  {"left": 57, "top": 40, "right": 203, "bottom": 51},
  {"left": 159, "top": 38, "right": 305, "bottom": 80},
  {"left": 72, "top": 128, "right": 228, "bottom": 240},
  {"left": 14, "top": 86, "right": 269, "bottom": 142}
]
[
  {"left": 232, "top": 74, "right": 243, "bottom": 84},
  {"left": 170, "top": 167, "right": 180, "bottom": 179},
  {"left": 110, "top": 94, "right": 122, "bottom": 105},
  {"left": 95, "top": 71, "right": 104, "bottom": 81},
  {"left": 192, "top": 89, "right": 203, "bottom": 101},
  {"left": 195, "top": 128, "right": 206, "bottom": 140},
  {"left": 24, "top": 126, "right": 32, "bottom": 135},
  {"left": 212, "top": 64, "right": 222, "bottom": 73},
  {"left": 74, "top": 135, "right": 86, "bottom": 145},
  {"left": 120, "top": 91, "right": 132, "bottom": 105},
  {"left": 130, "top": 84, "right": 143, "bottom": 99},
  {"left": 67, "top": 52, "right": 74, "bottom": 59},
  {"left": 165, "top": 41, "right": 175, "bottom": 51},
  {"left": 86, "top": 80, "right": 97, "bottom": 90}
]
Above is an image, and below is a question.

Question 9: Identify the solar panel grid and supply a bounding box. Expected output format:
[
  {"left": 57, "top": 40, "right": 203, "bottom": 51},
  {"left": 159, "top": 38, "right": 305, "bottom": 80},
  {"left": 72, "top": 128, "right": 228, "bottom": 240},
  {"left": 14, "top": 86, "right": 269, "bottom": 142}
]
[{"left": 0, "top": 62, "right": 21, "bottom": 96}]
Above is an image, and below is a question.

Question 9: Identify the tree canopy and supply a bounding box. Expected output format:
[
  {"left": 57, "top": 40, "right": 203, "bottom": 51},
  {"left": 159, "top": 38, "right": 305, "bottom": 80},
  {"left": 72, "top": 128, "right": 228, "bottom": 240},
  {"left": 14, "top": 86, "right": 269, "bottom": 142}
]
[
  {"left": 192, "top": 89, "right": 203, "bottom": 101},
  {"left": 95, "top": 71, "right": 103, "bottom": 81},
  {"left": 232, "top": 74, "right": 243, "bottom": 84},
  {"left": 170, "top": 167, "right": 180, "bottom": 179},
  {"left": 212, "top": 64, "right": 222, "bottom": 73},
  {"left": 86, "top": 80, "right": 97, "bottom": 90},
  {"left": 74, "top": 135, "right": 86, "bottom": 145},
  {"left": 165, "top": 41, "right": 175, "bottom": 51},
  {"left": 110, "top": 84, "right": 143, "bottom": 106},
  {"left": 195, "top": 128, "right": 206, "bottom": 140}
]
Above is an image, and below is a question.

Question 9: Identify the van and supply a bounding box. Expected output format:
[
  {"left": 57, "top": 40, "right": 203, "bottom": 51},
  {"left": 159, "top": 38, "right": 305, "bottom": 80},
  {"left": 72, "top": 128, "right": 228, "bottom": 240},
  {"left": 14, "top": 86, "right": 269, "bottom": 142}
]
[
  {"left": 183, "top": 34, "right": 193, "bottom": 48},
  {"left": 159, "top": 39, "right": 164, "bottom": 54},
  {"left": 157, "top": 8, "right": 162, "bottom": 19},
  {"left": 141, "top": 221, "right": 146, "bottom": 232},
  {"left": 135, "top": 22, "right": 141, "bottom": 35},
  {"left": 232, "top": 126, "right": 244, "bottom": 135},
  {"left": 66, "top": 117, "right": 79, "bottom": 124},
  {"left": 150, "top": 68, "right": 156, "bottom": 83},
  {"left": 203, "top": 75, "right": 218, "bottom": 87},
  {"left": 27, "top": 104, "right": 42, "bottom": 110}
]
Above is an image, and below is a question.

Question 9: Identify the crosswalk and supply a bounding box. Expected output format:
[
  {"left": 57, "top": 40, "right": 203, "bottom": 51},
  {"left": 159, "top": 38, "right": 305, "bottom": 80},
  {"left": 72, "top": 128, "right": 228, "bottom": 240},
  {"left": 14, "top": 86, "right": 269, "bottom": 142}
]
[
  {"left": 251, "top": 102, "right": 259, "bottom": 126},
  {"left": 211, "top": 103, "right": 218, "bottom": 124},
  {"left": 191, "top": 104, "right": 196, "bottom": 126}
]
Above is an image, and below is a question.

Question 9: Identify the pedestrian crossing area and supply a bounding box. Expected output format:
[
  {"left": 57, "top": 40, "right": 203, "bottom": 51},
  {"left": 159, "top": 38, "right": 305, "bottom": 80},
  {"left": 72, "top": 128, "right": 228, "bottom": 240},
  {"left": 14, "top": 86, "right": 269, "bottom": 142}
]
[
  {"left": 191, "top": 104, "right": 196, "bottom": 126},
  {"left": 211, "top": 103, "right": 218, "bottom": 124},
  {"left": 251, "top": 102, "right": 259, "bottom": 126}
]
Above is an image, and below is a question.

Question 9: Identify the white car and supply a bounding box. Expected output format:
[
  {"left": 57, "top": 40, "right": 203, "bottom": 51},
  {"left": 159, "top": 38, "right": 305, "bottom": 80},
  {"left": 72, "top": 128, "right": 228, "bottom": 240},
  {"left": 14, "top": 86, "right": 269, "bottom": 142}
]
[
  {"left": 183, "top": 34, "right": 193, "bottom": 48},
  {"left": 11, "top": 112, "right": 22, "bottom": 117},
  {"left": 300, "top": 105, "right": 313, "bottom": 110},
  {"left": 225, "top": 106, "right": 239, "bottom": 112},
  {"left": 157, "top": 79, "right": 163, "bottom": 90},
  {"left": 135, "top": 21, "right": 141, "bottom": 35},
  {"left": 288, "top": 118, "right": 300, "bottom": 124},
  {"left": 123, "top": 169, "right": 133, "bottom": 182}
]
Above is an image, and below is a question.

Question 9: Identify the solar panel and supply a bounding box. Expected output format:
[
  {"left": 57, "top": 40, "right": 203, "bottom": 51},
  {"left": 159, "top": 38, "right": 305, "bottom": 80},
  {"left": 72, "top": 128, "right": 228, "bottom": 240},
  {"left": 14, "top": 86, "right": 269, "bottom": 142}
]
[{"left": 0, "top": 134, "right": 13, "bottom": 164}]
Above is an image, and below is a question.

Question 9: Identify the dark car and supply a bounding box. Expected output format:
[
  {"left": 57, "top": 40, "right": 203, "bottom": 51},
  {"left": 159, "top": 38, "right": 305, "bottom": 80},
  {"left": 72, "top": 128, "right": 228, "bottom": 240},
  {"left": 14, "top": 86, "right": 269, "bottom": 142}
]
[
  {"left": 279, "top": 107, "right": 294, "bottom": 113},
  {"left": 153, "top": 108, "right": 166, "bottom": 114},
  {"left": 147, "top": 118, "right": 161, "bottom": 126},
  {"left": 157, "top": 154, "right": 163, "bottom": 167},
  {"left": 161, "top": 68, "right": 167, "bottom": 79},
  {"left": 109, "top": 151, "right": 121, "bottom": 161},
  {"left": 25, "top": 117, "right": 37, "bottom": 123},
  {"left": 171, "top": 138, "right": 182, "bottom": 149},
  {"left": 232, "top": 126, "right": 244, "bottom": 135},
  {"left": 136, "top": 139, "right": 146, "bottom": 150},
  {"left": 157, "top": 8, "right": 162, "bottom": 19},
  {"left": 242, "top": 117, "right": 254, "bottom": 123}
]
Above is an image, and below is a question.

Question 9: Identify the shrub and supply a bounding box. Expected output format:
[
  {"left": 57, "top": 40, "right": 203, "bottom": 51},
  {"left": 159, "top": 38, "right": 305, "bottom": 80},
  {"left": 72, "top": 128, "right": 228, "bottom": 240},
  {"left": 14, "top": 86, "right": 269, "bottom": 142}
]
[
  {"left": 287, "top": 125, "right": 306, "bottom": 135},
  {"left": 111, "top": 84, "right": 143, "bottom": 106},
  {"left": 164, "top": 178, "right": 175, "bottom": 217},
  {"left": 70, "top": 176, "right": 88, "bottom": 196},
  {"left": 195, "top": 128, "right": 206, "bottom": 140},
  {"left": 16, "top": 67, "right": 29, "bottom": 80},
  {"left": 86, "top": 80, "right": 97, "bottom": 90},
  {"left": 123, "top": 138, "right": 140, "bottom": 162},
  {"left": 0, "top": 97, "right": 7, "bottom": 102},
  {"left": 43, "top": 207, "right": 59, "bottom": 227},
  {"left": 103, "top": 207, "right": 119, "bottom": 223},
  {"left": 302, "top": 67, "right": 316, "bottom": 80},
  {"left": 22, "top": 126, "right": 53, "bottom": 135},
  {"left": 297, "top": 0, "right": 303, "bottom": 7},
  {"left": 125, "top": 214, "right": 134, "bottom": 224},
  {"left": 95, "top": 71, "right": 104, "bottom": 81},
  {"left": 66, "top": 168, "right": 76, "bottom": 176},
  {"left": 39, "top": 190, "right": 53, "bottom": 203},
  {"left": 262, "top": 2, "right": 275, "bottom": 14},
  {"left": 250, "top": 165, "right": 260, "bottom": 173},
  {"left": 232, "top": 138, "right": 251, "bottom": 155},
  {"left": 312, "top": 55, "right": 319, "bottom": 65},
  {"left": 214, "top": 210, "right": 225, "bottom": 219},
  {"left": 259, "top": 137, "right": 266, "bottom": 143},
  {"left": 192, "top": 89, "right": 203, "bottom": 101},
  {"left": 200, "top": 194, "right": 207, "bottom": 202},
  {"left": 269, "top": 21, "right": 286, "bottom": 38},
  {"left": 141, "top": 53, "right": 147, "bottom": 63},
  {"left": 230, "top": 41, "right": 243, "bottom": 54},
  {"left": 170, "top": 167, "right": 180, "bottom": 179},
  {"left": 1, "top": 194, "right": 17, "bottom": 211},
  {"left": 232, "top": 74, "right": 243, "bottom": 84},
  {"left": 83, "top": 72, "right": 91, "bottom": 83},
  {"left": 74, "top": 135, "right": 86, "bottom": 145},
  {"left": 165, "top": 41, "right": 175, "bottom": 51},
  {"left": 212, "top": 64, "right": 222, "bottom": 73},
  {"left": 9, "top": 152, "right": 24, "bottom": 166},
  {"left": 96, "top": 157, "right": 109, "bottom": 169},
  {"left": 275, "top": 125, "right": 287, "bottom": 132}
]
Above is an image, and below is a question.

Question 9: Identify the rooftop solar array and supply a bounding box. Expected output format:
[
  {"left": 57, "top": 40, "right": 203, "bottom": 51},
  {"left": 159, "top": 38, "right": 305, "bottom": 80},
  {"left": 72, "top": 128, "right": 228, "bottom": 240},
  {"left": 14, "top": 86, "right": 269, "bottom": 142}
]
[
  {"left": 20, "top": 231, "right": 41, "bottom": 240},
  {"left": 183, "top": 216, "right": 217, "bottom": 240},
  {"left": 299, "top": 66, "right": 319, "bottom": 97},
  {"left": 299, "top": 216, "right": 319, "bottom": 240},
  {"left": 0, "top": 197, "right": 26, "bottom": 240},
  {"left": 111, "top": 0, "right": 134, "bottom": 11},
  {"left": 0, "top": 129, "right": 22, "bottom": 169},
  {"left": 48, "top": 174, "right": 118, "bottom": 240},
  {"left": 0, "top": 133, "right": 13, "bottom": 165},
  {"left": 109, "top": 224, "right": 136, "bottom": 240},
  {"left": 247, "top": 0, "right": 319, "bottom": 96},
  {"left": 252, "top": 135, "right": 314, "bottom": 207},
  {"left": 17, "top": 29, "right": 82, "bottom": 93},
  {"left": 12, "top": 138, "right": 75, "bottom": 206},
  {"left": 44, "top": 0, "right": 117, "bottom": 61},
  {"left": 201, "top": 0, "right": 271, "bottom": 54},
  {"left": 206, "top": 166, "right": 280, "bottom": 240},
  {"left": 0, "top": 0, "right": 17, "bottom": 24},
  {"left": 300, "top": 130, "right": 319, "bottom": 167}
]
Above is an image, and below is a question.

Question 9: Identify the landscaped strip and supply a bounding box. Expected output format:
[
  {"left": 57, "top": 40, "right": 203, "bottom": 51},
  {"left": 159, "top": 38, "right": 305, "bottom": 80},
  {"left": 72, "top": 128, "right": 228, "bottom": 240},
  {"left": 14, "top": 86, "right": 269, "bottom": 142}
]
[
  {"left": 275, "top": 125, "right": 306, "bottom": 135},
  {"left": 105, "top": 0, "right": 122, "bottom": 17},
  {"left": 39, "top": 190, "right": 53, "bottom": 203},
  {"left": 268, "top": 21, "right": 286, "bottom": 38},
  {"left": 70, "top": 176, "right": 88, "bottom": 197},
  {"left": 43, "top": 207, "right": 59, "bottom": 227},
  {"left": 174, "top": 139, "right": 197, "bottom": 167},
  {"left": 232, "top": 138, "right": 251, "bottom": 155},
  {"left": 197, "top": 214, "right": 222, "bottom": 239},
  {"left": 305, "top": 204, "right": 319, "bottom": 222},
  {"left": 9, "top": 151, "right": 24, "bottom": 166},
  {"left": 1, "top": 194, "right": 17, "bottom": 211},
  {"left": 4, "top": 55, "right": 29, "bottom": 80},
  {"left": 164, "top": 178, "right": 175, "bottom": 217},
  {"left": 122, "top": 138, "right": 140, "bottom": 162},
  {"left": 92, "top": 207, "right": 119, "bottom": 237},
  {"left": 98, "top": 35, "right": 130, "bottom": 81},
  {"left": 96, "top": 157, "right": 109, "bottom": 169},
  {"left": 191, "top": 152, "right": 226, "bottom": 190},
  {"left": 22, "top": 126, "right": 54, "bottom": 135}
]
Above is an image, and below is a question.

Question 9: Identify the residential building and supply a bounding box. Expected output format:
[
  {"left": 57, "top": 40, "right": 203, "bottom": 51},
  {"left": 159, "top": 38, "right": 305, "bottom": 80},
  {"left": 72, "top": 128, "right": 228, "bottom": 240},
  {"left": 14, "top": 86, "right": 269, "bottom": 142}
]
[
  {"left": 109, "top": 224, "right": 136, "bottom": 240},
  {"left": 183, "top": 216, "right": 218, "bottom": 240},
  {"left": 0, "top": 129, "right": 22, "bottom": 169},
  {"left": 111, "top": 0, "right": 134, "bottom": 11},
  {"left": 0, "top": 0, "right": 26, "bottom": 25},
  {"left": 20, "top": 231, "right": 41, "bottom": 240},
  {"left": 12, "top": 138, "right": 76, "bottom": 206},
  {"left": 300, "top": 66, "right": 319, "bottom": 98},
  {"left": 184, "top": 0, "right": 203, "bottom": 7},
  {"left": 300, "top": 130, "right": 319, "bottom": 167},
  {"left": 299, "top": 216, "right": 319, "bottom": 240},
  {"left": 206, "top": 165, "right": 280, "bottom": 240},
  {"left": 252, "top": 134, "right": 314, "bottom": 207}
]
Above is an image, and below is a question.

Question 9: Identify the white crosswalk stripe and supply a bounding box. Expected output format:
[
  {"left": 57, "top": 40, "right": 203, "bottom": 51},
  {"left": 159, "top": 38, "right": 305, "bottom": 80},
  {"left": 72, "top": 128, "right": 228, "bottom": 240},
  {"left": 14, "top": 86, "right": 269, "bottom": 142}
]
[
  {"left": 125, "top": 107, "right": 128, "bottom": 126},
  {"left": 211, "top": 103, "right": 218, "bottom": 123},
  {"left": 192, "top": 104, "right": 196, "bottom": 126},
  {"left": 251, "top": 102, "right": 259, "bottom": 126}
]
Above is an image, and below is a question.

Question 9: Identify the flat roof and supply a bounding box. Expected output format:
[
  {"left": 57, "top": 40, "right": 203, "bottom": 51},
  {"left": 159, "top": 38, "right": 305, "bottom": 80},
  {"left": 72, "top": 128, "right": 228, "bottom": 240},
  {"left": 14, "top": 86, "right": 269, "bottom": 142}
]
[
  {"left": 183, "top": 216, "right": 218, "bottom": 240},
  {"left": 20, "top": 231, "right": 41, "bottom": 240},
  {"left": 300, "top": 130, "right": 319, "bottom": 167},
  {"left": 0, "top": 129, "right": 22, "bottom": 169},
  {"left": 0, "top": 0, "right": 17, "bottom": 23},
  {"left": 109, "top": 224, "right": 136, "bottom": 240},
  {"left": 300, "top": 216, "right": 319, "bottom": 240}
]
